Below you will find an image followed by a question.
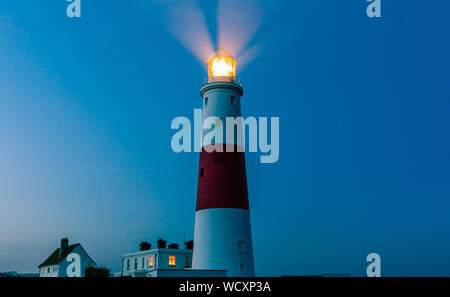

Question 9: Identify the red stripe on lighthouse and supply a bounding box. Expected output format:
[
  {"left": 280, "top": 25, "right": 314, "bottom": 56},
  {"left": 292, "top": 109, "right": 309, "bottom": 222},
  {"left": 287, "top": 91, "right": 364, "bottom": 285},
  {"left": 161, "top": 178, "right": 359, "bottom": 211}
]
[{"left": 196, "top": 144, "right": 249, "bottom": 211}]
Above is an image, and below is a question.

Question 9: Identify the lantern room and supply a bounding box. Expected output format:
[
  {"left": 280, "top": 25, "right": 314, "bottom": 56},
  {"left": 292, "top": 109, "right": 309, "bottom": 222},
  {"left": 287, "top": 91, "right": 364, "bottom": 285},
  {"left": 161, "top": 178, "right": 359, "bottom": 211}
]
[{"left": 207, "top": 49, "right": 237, "bottom": 83}]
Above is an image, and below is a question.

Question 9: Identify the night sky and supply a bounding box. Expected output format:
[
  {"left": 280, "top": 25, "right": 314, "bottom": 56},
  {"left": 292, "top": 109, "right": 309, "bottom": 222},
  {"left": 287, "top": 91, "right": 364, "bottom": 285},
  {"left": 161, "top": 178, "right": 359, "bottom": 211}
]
[{"left": 1, "top": 0, "right": 449, "bottom": 276}]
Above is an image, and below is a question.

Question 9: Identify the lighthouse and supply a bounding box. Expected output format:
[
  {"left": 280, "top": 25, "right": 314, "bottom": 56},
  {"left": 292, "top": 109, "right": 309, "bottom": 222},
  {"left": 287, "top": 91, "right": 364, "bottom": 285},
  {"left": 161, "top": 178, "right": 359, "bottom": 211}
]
[{"left": 192, "top": 49, "right": 255, "bottom": 277}]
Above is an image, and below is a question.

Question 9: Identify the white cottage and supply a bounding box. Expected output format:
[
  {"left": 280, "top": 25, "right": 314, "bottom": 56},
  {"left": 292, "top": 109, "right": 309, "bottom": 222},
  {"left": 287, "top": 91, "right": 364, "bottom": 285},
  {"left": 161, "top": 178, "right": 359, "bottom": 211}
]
[
  {"left": 120, "top": 239, "right": 226, "bottom": 277},
  {"left": 38, "top": 238, "right": 95, "bottom": 277}
]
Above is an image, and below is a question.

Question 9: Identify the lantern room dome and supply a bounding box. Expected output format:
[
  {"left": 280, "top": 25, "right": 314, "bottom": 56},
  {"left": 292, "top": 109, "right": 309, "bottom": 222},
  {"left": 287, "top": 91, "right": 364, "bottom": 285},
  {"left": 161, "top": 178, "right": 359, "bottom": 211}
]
[{"left": 207, "top": 48, "right": 234, "bottom": 61}]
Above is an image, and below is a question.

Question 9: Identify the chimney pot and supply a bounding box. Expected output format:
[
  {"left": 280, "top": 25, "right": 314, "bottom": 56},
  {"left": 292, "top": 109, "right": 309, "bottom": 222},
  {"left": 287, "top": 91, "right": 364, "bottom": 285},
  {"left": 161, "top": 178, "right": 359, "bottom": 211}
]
[
  {"left": 59, "top": 237, "right": 69, "bottom": 258},
  {"left": 156, "top": 239, "right": 167, "bottom": 249},
  {"left": 139, "top": 242, "right": 152, "bottom": 251}
]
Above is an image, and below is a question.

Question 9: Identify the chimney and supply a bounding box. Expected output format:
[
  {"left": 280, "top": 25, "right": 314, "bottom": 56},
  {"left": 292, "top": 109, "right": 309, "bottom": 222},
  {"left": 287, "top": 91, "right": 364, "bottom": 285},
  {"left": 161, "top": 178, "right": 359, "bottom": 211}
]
[
  {"left": 59, "top": 238, "right": 69, "bottom": 258},
  {"left": 139, "top": 242, "right": 152, "bottom": 251},
  {"left": 168, "top": 243, "right": 179, "bottom": 249},
  {"left": 156, "top": 239, "right": 167, "bottom": 249},
  {"left": 184, "top": 240, "right": 194, "bottom": 250}
]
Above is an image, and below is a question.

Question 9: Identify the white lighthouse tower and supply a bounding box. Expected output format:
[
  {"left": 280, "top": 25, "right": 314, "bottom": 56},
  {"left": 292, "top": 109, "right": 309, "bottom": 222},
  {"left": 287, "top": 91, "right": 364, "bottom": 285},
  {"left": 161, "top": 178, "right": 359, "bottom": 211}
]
[{"left": 192, "top": 49, "right": 255, "bottom": 277}]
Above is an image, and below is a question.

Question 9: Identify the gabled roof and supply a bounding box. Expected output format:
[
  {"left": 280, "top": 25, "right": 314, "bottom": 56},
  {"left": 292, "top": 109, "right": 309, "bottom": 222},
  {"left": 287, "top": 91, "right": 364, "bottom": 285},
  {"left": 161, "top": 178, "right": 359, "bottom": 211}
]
[{"left": 38, "top": 244, "right": 79, "bottom": 268}]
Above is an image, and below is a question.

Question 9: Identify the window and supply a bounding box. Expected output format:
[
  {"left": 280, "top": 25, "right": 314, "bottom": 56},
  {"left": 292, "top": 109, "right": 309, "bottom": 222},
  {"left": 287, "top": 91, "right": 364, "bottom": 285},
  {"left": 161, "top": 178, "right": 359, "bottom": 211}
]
[
  {"left": 134, "top": 258, "right": 137, "bottom": 269},
  {"left": 47, "top": 267, "right": 50, "bottom": 273},
  {"left": 205, "top": 97, "right": 208, "bottom": 106},
  {"left": 186, "top": 256, "right": 189, "bottom": 267},
  {"left": 214, "top": 153, "right": 223, "bottom": 163},
  {"left": 236, "top": 240, "right": 246, "bottom": 254},
  {"left": 230, "top": 95, "right": 235, "bottom": 105},
  {"left": 142, "top": 257, "right": 145, "bottom": 268},
  {"left": 200, "top": 167, "right": 205, "bottom": 177},
  {"left": 169, "top": 255, "right": 176, "bottom": 267},
  {"left": 127, "top": 259, "right": 130, "bottom": 270},
  {"left": 149, "top": 256, "right": 154, "bottom": 267}
]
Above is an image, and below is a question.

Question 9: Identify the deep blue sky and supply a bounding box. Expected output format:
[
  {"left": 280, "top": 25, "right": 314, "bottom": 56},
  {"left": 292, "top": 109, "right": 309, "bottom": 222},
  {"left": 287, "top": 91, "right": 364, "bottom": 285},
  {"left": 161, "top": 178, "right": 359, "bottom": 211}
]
[{"left": 1, "top": 0, "right": 449, "bottom": 276}]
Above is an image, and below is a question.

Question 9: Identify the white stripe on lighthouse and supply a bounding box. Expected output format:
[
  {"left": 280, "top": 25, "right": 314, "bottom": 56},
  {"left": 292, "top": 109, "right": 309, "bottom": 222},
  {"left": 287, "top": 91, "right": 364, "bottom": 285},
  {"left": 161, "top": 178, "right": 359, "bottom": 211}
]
[{"left": 192, "top": 208, "right": 255, "bottom": 277}]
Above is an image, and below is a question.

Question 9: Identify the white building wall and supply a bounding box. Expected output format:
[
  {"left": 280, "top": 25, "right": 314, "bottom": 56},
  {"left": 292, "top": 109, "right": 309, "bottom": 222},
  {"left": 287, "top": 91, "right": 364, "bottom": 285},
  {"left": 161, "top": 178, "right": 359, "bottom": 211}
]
[
  {"left": 121, "top": 249, "right": 193, "bottom": 277},
  {"left": 39, "top": 265, "right": 58, "bottom": 277}
]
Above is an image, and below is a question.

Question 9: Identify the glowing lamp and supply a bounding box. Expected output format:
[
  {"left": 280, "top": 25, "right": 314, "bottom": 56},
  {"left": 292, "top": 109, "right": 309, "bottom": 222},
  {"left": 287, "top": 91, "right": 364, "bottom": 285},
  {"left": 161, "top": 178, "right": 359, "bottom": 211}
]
[{"left": 207, "top": 49, "right": 236, "bottom": 82}]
